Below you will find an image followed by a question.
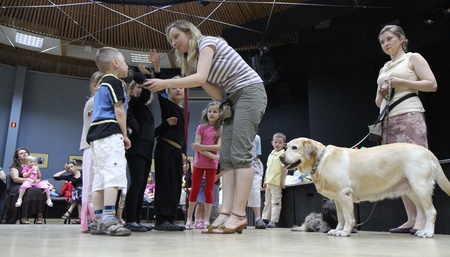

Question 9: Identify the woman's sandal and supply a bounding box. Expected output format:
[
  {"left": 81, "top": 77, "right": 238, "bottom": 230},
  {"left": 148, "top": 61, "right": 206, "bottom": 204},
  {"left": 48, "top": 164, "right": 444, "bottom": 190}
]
[
  {"left": 212, "top": 213, "right": 247, "bottom": 234},
  {"left": 61, "top": 211, "right": 72, "bottom": 219},
  {"left": 72, "top": 219, "right": 81, "bottom": 224},
  {"left": 201, "top": 212, "right": 230, "bottom": 234}
]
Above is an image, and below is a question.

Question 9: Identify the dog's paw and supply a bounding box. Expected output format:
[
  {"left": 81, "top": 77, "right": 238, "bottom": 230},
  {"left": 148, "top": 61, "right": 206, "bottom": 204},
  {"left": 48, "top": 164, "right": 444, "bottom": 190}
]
[
  {"left": 327, "top": 229, "right": 350, "bottom": 237},
  {"left": 291, "top": 225, "right": 305, "bottom": 232},
  {"left": 415, "top": 230, "right": 434, "bottom": 238}
]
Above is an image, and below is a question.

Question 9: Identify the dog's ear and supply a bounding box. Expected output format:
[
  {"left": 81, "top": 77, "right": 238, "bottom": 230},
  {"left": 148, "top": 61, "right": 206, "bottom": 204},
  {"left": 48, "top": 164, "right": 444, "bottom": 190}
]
[{"left": 303, "top": 140, "right": 318, "bottom": 160}]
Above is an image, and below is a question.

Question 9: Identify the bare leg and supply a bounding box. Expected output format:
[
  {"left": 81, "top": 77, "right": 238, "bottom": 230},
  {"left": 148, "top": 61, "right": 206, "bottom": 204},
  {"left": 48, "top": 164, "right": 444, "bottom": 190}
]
[
  {"left": 204, "top": 203, "right": 212, "bottom": 226},
  {"left": 15, "top": 190, "right": 25, "bottom": 206},
  {"left": 222, "top": 167, "right": 253, "bottom": 229},
  {"left": 253, "top": 206, "right": 261, "bottom": 220},
  {"left": 104, "top": 187, "right": 119, "bottom": 206},
  {"left": 195, "top": 202, "right": 205, "bottom": 222},
  {"left": 92, "top": 190, "right": 104, "bottom": 214},
  {"left": 397, "top": 195, "right": 417, "bottom": 228},
  {"left": 210, "top": 169, "right": 235, "bottom": 227},
  {"left": 186, "top": 201, "right": 196, "bottom": 226}
]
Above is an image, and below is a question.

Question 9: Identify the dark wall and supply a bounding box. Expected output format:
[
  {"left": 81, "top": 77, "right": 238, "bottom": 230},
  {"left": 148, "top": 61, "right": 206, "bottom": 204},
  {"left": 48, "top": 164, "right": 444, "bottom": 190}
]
[{"left": 257, "top": 30, "right": 450, "bottom": 160}]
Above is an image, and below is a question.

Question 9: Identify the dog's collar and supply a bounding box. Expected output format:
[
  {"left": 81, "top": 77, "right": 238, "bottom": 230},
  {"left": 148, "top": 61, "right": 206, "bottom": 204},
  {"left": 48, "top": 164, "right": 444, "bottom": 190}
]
[{"left": 311, "top": 147, "right": 326, "bottom": 174}]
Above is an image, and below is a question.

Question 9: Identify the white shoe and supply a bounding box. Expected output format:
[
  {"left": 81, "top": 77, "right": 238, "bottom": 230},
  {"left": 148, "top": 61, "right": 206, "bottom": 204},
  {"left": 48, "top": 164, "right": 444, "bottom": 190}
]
[
  {"left": 46, "top": 199, "right": 53, "bottom": 207},
  {"left": 15, "top": 199, "right": 22, "bottom": 207}
]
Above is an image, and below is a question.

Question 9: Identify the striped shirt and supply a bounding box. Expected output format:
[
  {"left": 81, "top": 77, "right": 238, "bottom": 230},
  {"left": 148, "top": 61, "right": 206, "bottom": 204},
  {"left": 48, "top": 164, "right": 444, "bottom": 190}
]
[
  {"left": 86, "top": 74, "right": 127, "bottom": 143},
  {"left": 199, "top": 36, "right": 263, "bottom": 93}
]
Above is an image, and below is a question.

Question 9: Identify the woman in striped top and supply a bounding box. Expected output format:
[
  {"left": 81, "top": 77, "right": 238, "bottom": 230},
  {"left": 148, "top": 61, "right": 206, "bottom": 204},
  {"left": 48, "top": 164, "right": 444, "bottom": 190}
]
[{"left": 145, "top": 20, "right": 267, "bottom": 234}]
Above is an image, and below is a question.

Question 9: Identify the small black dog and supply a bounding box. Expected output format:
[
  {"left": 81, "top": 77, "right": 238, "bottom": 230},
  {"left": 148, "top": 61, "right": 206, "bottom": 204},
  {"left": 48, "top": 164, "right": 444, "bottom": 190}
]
[{"left": 291, "top": 198, "right": 338, "bottom": 233}]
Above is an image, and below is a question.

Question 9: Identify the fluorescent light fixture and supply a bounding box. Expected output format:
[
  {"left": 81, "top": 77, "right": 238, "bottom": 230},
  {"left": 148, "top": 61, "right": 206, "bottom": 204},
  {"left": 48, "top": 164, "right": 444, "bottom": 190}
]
[
  {"left": 130, "top": 53, "right": 151, "bottom": 63},
  {"left": 15, "top": 32, "right": 44, "bottom": 48}
]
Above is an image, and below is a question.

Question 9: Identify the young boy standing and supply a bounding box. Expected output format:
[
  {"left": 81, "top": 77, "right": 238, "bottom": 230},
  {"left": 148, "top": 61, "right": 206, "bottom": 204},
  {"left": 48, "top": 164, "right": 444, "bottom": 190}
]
[
  {"left": 260, "top": 132, "right": 287, "bottom": 228},
  {"left": 87, "top": 47, "right": 131, "bottom": 236}
]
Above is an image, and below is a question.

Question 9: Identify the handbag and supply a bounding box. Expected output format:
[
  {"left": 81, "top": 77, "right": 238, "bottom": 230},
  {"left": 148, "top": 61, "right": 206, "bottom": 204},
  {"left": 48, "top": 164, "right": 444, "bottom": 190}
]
[
  {"left": 219, "top": 94, "right": 234, "bottom": 121},
  {"left": 368, "top": 91, "right": 418, "bottom": 142}
]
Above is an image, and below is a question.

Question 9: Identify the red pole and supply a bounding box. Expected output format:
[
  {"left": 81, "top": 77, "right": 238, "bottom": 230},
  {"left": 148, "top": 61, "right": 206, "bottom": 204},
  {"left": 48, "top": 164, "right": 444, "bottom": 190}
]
[{"left": 184, "top": 88, "right": 189, "bottom": 151}]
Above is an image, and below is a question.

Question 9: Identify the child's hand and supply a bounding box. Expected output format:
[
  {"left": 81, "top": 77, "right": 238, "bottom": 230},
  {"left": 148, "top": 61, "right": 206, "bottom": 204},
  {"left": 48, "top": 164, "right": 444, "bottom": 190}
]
[
  {"left": 123, "top": 136, "right": 131, "bottom": 150},
  {"left": 166, "top": 117, "right": 178, "bottom": 126},
  {"left": 191, "top": 142, "right": 200, "bottom": 151},
  {"left": 148, "top": 49, "right": 161, "bottom": 69},
  {"left": 138, "top": 64, "right": 151, "bottom": 75}
]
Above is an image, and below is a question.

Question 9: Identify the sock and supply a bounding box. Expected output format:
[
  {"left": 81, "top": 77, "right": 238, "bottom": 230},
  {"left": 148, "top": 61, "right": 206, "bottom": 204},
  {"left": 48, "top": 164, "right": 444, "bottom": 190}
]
[
  {"left": 101, "top": 206, "right": 116, "bottom": 223},
  {"left": 255, "top": 216, "right": 261, "bottom": 221},
  {"left": 94, "top": 210, "right": 103, "bottom": 221}
]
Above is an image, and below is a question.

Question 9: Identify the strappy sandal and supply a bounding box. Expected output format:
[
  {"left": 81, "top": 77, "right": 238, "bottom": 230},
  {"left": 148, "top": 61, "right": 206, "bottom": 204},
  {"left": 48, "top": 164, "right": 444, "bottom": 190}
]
[
  {"left": 72, "top": 219, "right": 81, "bottom": 224},
  {"left": 194, "top": 220, "right": 205, "bottom": 229},
  {"left": 201, "top": 212, "right": 230, "bottom": 234},
  {"left": 62, "top": 211, "right": 71, "bottom": 219},
  {"left": 100, "top": 220, "right": 131, "bottom": 236},
  {"left": 212, "top": 213, "right": 247, "bottom": 234}
]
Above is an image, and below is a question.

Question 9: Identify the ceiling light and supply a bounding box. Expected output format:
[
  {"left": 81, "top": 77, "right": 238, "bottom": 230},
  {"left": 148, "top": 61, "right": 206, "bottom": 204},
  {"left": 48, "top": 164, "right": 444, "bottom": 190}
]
[
  {"left": 15, "top": 32, "right": 44, "bottom": 48},
  {"left": 424, "top": 18, "right": 434, "bottom": 25},
  {"left": 130, "top": 53, "right": 151, "bottom": 63}
]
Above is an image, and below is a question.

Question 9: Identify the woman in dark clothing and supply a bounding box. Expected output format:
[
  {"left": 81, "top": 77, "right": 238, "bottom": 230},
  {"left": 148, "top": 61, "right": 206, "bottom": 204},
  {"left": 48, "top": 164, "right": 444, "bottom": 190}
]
[
  {"left": 53, "top": 162, "right": 82, "bottom": 223},
  {"left": 5, "top": 148, "right": 46, "bottom": 224},
  {"left": 123, "top": 63, "right": 156, "bottom": 232}
]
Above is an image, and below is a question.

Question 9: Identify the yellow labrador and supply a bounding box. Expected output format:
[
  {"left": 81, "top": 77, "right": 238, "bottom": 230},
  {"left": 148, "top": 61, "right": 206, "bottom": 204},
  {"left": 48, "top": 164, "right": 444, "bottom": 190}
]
[{"left": 280, "top": 137, "right": 450, "bottom": 238}]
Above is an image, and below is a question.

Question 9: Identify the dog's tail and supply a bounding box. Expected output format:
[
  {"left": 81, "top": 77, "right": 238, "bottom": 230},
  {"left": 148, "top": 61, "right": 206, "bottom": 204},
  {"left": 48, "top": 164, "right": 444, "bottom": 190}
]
[{"left": 432, "top": 153, "right": 450, "bottom": 196}]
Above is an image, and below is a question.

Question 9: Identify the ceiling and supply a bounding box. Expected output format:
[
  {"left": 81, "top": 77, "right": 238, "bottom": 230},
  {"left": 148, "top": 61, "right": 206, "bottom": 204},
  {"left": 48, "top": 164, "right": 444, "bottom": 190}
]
[{"left": 0, "top": 0, "right": 448, "bottom": 73}]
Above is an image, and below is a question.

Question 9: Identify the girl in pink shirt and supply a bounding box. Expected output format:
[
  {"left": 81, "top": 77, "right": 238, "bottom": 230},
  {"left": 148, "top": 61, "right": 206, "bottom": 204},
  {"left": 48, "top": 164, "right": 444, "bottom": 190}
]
[
  {"left": 15, "top": 155, "right": 53, "bottom": 208},
  {"left": 185, "top": 101, "right": 221, "bottom": 229}
]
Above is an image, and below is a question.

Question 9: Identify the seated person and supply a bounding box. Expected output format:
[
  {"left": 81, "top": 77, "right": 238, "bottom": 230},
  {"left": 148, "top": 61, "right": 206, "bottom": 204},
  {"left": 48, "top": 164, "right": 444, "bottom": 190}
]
[
  {"left": 143, "top": 173, "right": 155, "bottom": 203},
  {"left": 5, "top": 148, "right": 46, "bottom": 224},
  {"left": 0, "top": 167, "right": 6, "bottom": 219},
  {"left": 15, "top": 155, "right": 53, "bottom": 208},
  {"left": 53, "top": 162, "right": 82, "bottom": 224}
]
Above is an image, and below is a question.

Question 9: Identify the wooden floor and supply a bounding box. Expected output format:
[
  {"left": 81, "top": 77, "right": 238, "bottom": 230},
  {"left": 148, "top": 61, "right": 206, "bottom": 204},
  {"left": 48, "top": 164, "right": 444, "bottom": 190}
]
[{"left": 1, "top": 222, "right": 450, "bottom": 257}]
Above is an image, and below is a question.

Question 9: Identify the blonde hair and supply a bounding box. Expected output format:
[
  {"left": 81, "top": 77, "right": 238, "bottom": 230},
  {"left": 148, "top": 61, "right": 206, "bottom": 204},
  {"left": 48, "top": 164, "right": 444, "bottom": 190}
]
[
  {"left": 200, "top": 101, "right": 222, "bottom": 143},
  {"left": 89, "top": 71, "right": 103, "bottom": 96},
  {"left": 272, "top": 132, "right": 286, "bottom": 143},
  {"left": 165, "top": 20, "right": 203, "bottom": 76},
  {"left": 95, "top": 47, "right": 121, "bottom": 73},
  {"left": 128, "top": 81, "right": 137, "bottom": 100},
  {"left": 379, "top": 25, "right": 408, "bottom": 52},
  {"left": 26, "top": 155, "right": 36, "bottom": 163}
]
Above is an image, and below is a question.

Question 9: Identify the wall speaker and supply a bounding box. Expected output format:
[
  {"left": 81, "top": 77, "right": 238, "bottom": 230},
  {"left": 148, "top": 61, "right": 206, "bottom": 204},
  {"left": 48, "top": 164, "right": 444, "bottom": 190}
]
[{"left": 251, "top": 55, "right": 279, "bottom": 86}]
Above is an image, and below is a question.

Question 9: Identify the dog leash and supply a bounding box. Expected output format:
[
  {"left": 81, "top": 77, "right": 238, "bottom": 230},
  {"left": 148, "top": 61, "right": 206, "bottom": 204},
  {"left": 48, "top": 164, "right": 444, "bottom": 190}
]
[
  {"left": 351, "top": 80, "right": 417, "bottom": 149},
  {"left": 355, "top": 202, "right": 377, "bottom": 227}
]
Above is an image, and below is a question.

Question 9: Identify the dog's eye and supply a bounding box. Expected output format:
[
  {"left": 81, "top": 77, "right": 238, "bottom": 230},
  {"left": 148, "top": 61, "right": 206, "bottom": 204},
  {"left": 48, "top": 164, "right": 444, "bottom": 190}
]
[{"left": 291, "top": 146, "right": 297, "bottom": 150}]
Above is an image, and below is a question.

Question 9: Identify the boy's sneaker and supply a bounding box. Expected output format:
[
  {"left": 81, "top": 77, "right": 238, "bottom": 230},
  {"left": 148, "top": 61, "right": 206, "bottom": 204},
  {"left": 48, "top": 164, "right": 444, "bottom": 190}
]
[
  {"left": 255, "top": 219, "right": 267, "bottom": 229},
  {"left": 266, "top": 221, "right": 276, "bottom": 228}
]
